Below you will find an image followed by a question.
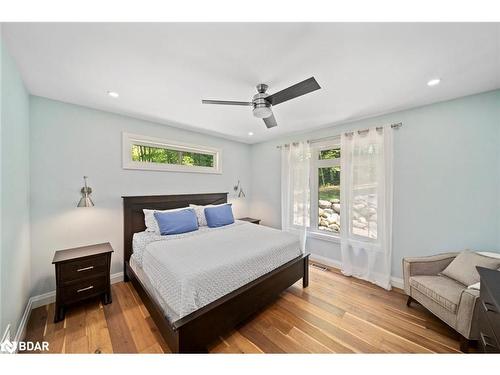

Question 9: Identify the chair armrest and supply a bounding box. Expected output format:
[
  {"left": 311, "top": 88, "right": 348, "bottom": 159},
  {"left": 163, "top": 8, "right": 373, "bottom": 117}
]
[{"left": 403, "top": 252, "right": 458, "bottom": 294}]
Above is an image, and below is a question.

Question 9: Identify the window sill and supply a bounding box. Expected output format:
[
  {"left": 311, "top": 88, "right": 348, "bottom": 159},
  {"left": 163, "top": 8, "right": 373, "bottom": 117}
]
[{"left": 307, "top": 230, "right": 341, "bottom": 244}]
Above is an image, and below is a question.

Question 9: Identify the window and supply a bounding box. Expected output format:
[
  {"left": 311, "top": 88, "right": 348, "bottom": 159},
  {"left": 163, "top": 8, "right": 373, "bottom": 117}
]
[
  {"left": 123, "top": 133, "right": 222, "bottom": 173},
  {"left": 310, "top": 139, "right": 341, "bottom": 235}
]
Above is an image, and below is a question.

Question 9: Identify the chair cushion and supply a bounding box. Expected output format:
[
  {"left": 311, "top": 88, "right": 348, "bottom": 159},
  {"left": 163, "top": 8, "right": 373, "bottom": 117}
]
[
  {"left": 440, "top": 250, "right": 500, "bottom": 286},
  {"left": 410, "top": 275, "right": 466, "bottom": 313}
]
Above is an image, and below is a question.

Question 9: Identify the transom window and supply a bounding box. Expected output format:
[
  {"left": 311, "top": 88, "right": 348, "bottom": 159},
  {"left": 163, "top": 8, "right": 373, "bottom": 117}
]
[
  {"left": 310, "top": 139, "right": 341, "bottom": 235},
  {"left": 123, "top": 133, "right": 222, "bottom": 173}
]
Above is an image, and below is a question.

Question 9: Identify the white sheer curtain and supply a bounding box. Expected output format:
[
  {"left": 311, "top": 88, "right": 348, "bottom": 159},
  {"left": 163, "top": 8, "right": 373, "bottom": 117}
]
[
  {"left": 281, "top": 141, "right": 311, "bottom": 252},
  {"left": 340, "top": 127, "right": 393, "bottom": 290}
]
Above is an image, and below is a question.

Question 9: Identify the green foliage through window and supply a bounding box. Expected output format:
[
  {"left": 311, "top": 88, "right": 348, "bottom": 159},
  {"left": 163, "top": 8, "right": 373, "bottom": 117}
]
[
  {"left": 319, "top": 147, "right": 341, "bottom": 160},
  {"left": 319, "top": 166, "right": 340, "bottom": 201},
  {"left": 132, "top": 144, "right": 214, "bottom": 167}
]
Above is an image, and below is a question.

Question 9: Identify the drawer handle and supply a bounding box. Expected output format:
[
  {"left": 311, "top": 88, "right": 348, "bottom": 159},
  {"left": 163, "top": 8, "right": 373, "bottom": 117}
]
[
  {"left": 480, "top": 332, "right": 497, "bottom": 348},
  {"left": 77, "top": 285, "right": 94, "bottom": 293},
  {"left": 483, "top": 301, "right": 498, "bottom": 313},
  {"left": 77, "top": 266, "right": 94, "bottom": 272}
]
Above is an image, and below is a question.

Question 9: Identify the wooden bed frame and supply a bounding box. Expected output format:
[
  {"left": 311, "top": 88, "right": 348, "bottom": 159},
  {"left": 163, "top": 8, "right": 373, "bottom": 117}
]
[{"left": 122, "top": 192, "right": 309, "bottom": 353}]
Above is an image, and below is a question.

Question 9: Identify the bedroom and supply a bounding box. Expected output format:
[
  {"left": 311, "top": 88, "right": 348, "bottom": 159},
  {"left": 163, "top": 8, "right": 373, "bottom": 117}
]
[{"left": 1, "top": 1, "right": 500, "bottom": 372}]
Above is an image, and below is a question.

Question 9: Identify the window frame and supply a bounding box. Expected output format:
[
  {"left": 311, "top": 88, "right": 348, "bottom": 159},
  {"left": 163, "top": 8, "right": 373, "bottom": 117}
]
[
  {"left": 309, "top": 137, "right": 341, "bottom": 238},
  {"left": 122, "top": 132, "right": 222, "bottom": 174}
]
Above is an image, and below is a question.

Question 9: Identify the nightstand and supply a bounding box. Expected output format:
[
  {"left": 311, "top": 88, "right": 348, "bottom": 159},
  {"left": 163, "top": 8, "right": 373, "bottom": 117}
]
[
  {"left": 52, "top": 242, "right": 113, "bottom": 322},
  {"left": 238, "top": 217, "right": 261, "bottom": 225}
]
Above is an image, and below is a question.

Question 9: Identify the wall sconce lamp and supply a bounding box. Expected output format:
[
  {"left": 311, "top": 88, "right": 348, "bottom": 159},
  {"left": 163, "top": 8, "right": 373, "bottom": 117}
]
[
  {"left": 77, "top": 176, "right": 94, "bottom": 207},
  {"left": 233, "top": 180, "right": 246, "bottom": 198}
]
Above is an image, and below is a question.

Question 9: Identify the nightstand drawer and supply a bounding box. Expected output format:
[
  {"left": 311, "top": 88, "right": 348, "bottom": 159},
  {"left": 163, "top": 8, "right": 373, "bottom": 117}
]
[
  {"left": 479, "top": 322, "right": 500, "bottom": 353},
  {"left": 60, "top": 275, "right": 107, "bottom": 303},
  {"left": 59, "top": 255, "right": 107, "bottom": 284},
  {"left": 481, "top": 281, "right": 499, "bottom": 313}
]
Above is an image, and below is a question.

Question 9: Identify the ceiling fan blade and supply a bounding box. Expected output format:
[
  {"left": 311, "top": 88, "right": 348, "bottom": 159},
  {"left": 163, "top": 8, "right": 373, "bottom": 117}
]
[
  {"left": 202, "top": 99, "right": 253, "bottom": 106},
  {"left": 263, "top": 113, "right": 278, "bottom": 128},
  {"left": 266, "top": 77, "right": 321, "bottom": 106}
]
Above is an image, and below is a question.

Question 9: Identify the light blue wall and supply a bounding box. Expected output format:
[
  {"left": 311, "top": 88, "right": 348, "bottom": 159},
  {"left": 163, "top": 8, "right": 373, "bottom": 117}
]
[
  {"left": 250, "top": 90, "right": 500, "bottom": 279},
  {"left": 29, "top": 97, "right": 252, "bottom": 295},
  {"left": 0, "top": 38, "right": 31, "bottom": 336}
]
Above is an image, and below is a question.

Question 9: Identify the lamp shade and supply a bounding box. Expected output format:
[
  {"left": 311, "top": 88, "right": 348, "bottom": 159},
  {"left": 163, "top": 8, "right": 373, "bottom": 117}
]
[
  {"left": 77, "top": 195, "right": 94, "bottom": 207},
  {"left": 77, "top": 176, "right": 94, "bottom": 207}
]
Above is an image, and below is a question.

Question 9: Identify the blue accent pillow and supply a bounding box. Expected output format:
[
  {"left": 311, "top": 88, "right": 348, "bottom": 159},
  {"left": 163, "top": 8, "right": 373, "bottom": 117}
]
[
  {"left": 204, "top": 204, "right": 235, "bottom": 228},
  {"left": 154, "top": 208, "right": 199, "bottom": 235}
]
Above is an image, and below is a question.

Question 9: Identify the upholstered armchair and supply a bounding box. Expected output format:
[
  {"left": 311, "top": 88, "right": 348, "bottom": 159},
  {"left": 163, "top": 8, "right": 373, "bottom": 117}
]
[{"left": 403, "top": 252, "right": 480, "bottom": 352}]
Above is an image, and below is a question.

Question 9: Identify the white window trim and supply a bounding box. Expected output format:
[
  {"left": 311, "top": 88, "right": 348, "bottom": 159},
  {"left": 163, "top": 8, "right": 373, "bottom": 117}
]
[
  {"left": 307, "top": 230, "right": 341, "bottom": 243},
  {"left": 309, "top": 137, "right": 341, "bottom": 238},
  {"left": 122, "top": 132, "right": 222, "bottom": 174}
]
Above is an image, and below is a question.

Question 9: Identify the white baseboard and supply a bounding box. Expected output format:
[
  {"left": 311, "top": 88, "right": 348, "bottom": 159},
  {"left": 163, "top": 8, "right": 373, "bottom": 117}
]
[
  {"left": 14, "top": 297, "right": 33, "bottom": 344},
  {"left": 310, "top": 253, "right": 342, "bottom": 269},
  {"left": 30, "top": 290, "right": 57, "bottom": 310},
  {"left": 390, "top": 277, "right": 404, "bottom": 290},
  {"left": 1, "top": 297, "right": 33, "bottom": 353},
  {"left": 309, "top": 253, "right": 404, "bottom": 290},
  {"left": 1, "top": 324, "right": 11, "bottom": 345},
  {"left": 16, "top": 271, "right": 124, "bottom": 345}
]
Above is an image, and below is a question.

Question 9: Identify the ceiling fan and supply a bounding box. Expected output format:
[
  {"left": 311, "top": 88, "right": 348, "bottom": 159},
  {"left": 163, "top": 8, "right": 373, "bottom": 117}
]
[{"left": 202, "top": 77, "right": 321, "bottom": 129}]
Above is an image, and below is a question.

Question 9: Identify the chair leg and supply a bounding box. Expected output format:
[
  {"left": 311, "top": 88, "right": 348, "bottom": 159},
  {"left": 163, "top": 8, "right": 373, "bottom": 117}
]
[
  {"left": 460, "top": 336, "right": 471, "bottom": 353},
  {"left": 406, "top": 296, "right": 414, "bottom": 307}
]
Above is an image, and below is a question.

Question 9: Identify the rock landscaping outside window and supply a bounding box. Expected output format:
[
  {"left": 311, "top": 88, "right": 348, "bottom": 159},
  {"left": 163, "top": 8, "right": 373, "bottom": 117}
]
[
  {"left": 350, "top": 193, "right": 377, "bottom": 239},
  {"left": 318, "top": 193, "right": 377, "bottom": 238},
  {"left": 318, "top": 199, "right": 340, "bottom": 233}
]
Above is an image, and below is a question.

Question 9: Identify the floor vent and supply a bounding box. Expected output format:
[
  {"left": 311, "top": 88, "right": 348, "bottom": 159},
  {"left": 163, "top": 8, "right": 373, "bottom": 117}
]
[{"left": 310, "top": 263, "right": 328, "bottom": 271}]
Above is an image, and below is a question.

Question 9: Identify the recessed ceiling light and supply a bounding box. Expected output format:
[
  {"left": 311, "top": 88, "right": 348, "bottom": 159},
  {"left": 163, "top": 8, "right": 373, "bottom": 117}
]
[
  {"left": 248, "top": 132, "right": 254, "bottom": 136},
  {"left": 427, "top": 78, "right": 441, "bottom": 87},
  {"left": 107, "top": 91, "right": 119, "bottom": 98}
]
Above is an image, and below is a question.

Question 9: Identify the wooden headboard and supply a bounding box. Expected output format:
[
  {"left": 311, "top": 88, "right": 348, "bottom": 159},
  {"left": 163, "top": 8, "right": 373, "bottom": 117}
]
[{"left": 122, "top": 192, "right": 228, "bottom": 265}]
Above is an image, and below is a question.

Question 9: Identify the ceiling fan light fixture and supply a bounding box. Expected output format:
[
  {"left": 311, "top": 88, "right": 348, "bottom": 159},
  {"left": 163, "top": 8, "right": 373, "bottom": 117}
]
[
  {"left": 202, "top": 77, "right": 321, "bottom": 129},
  {"left": 253, "top": 105, "right": 272, "bottom": 118}
]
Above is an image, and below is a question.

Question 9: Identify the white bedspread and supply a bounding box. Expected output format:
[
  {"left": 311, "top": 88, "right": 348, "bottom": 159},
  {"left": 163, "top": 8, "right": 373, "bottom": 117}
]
[{"left": 135, "top": 221, "right": 301, "bottom": 321}]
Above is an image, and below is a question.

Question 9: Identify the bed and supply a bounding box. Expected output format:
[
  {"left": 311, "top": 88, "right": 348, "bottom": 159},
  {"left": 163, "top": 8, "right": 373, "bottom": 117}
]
[{"left": 123, "top": 192, "right": 309, "bottom": 353}]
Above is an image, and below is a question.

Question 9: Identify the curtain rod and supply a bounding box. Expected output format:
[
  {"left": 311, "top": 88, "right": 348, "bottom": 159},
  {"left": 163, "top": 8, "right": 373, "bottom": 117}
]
[{"left": 276, "top": 122, "right": 402, "bottom": 149}]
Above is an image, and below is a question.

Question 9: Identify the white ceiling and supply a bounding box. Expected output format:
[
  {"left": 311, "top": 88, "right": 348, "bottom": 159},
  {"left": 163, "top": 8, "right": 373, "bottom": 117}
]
[{"left": 3, "top": 23, "right": 500, "bottom": 144}]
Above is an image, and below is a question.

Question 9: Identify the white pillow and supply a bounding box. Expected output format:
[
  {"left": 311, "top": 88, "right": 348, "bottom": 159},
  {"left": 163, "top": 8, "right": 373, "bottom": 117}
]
[
  {"left": 143, "top": 207, "right": 188, "bottom": 233},
  {"left": 189, "top": 203, "right": 228, "bottom": 226},
  {"left": 467, "top": 251, "right": 500, "bottom": 290}
]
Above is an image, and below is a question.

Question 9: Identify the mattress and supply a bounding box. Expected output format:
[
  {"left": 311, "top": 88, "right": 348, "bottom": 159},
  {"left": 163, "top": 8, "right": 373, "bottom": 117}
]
[{"left": 130, "top": 221, "right": 301, "bottom": 321}]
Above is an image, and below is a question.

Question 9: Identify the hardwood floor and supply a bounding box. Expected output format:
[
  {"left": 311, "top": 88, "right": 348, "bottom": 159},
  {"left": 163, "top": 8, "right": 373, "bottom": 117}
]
[{"left": 23, "top": 264, "right": 463, "bottom": 353}]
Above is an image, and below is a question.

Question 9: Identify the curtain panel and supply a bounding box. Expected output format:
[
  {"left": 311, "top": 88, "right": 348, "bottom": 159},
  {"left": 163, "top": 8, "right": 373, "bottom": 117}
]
[
  {"left": 340, "top": 127, "right": 394, "bottom": 290},
  {"left": 281, "top": 141, "right": 311, "bottom": 252}
]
